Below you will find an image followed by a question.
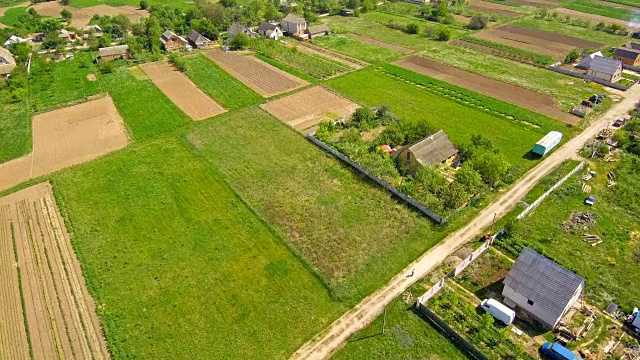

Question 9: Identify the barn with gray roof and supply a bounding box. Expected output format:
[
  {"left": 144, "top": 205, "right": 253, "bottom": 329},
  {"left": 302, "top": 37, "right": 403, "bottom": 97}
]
[{"left": 502, "top": 247, "right": 585, "bottom": 329}]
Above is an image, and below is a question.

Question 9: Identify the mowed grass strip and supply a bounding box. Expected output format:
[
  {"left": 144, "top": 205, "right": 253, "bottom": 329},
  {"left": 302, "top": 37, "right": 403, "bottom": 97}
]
[
  {"left": 182, "top": 54, "right": 262, "bottom": 110},
  {"left": 102, "top": 67, "right": 190, "bottom": 140},
  {"left": 312, "top": 34, "right": 405, "bottom": 64},
  {"left": 326, "top": 69, "right": 553, "bottom": 167},
  {"left": 0, "top": 105, "right": 31, "bottom": 163},
  {"left": 52, "top": 138, "right": 344, "bottom": 360},
  {"left": 188, "top": 107, "right": 449, "bottom": 302}
]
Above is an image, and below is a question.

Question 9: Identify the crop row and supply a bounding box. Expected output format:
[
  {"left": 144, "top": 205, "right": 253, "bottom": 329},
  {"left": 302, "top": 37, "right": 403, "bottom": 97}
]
[{"left": 459, "top": 36, "right": 555, "bottom": 66}]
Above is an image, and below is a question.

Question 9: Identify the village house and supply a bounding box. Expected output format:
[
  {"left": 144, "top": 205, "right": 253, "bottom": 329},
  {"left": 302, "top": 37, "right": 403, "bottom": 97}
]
[
  {"left": 227, "top": 22, "right": 257, "bottom": 39},
  {"left": 97, "top": 45, "right": 129, "bottom": 61},
  {"left": 82, "top": 24, "right": 103, "bottom": 39},
  {"left": 257, "top": 22, "right": 283, "bottom": 40},
  {"left": 30, "top": 33, "right": 45, "bottom": 43},
  {"left": 586, "top": 56, "right": 622, "bottom": 82},
  {"left": 4, "top": 35, "right": 28, "bottom": 47},
  {"left": 281, "top": 13, "right": 307, "bottom": 35},
  {"left": 575, "top": 51, "right": 603, "bottom": 69},
  {"left": 0, "top": 47, "right": 16, "bottom": 77},
  {"left": 186, "top": 29, "right": 211, "bottom": 49},
  {"left": 502, "top": 247, "right": 585, "bottom": 330},
  {"left": 393, "top": 130, "right": 458, "bottom": 172},
  {"left": 613, "top": 47, "right": 640, "bottom": 67},
  {"left": 305, "top": 23, "right": 330, "bottom": 39},
  {"left": 160, "top": 30, "right": 188, "bottom": 51}
]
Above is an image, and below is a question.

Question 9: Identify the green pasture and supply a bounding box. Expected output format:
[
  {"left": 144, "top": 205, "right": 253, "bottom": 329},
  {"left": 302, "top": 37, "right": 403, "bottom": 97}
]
[
  {"left": 0, "top": 104, "right": 30, "bottom": 163},
  {"left": 564, "top": 0, "right": 635, "bottom": 21},
  {"left": 182, "top": 54, "right": 263, "bottom": 110},
  {"left": 312, "top": 34, "right": 405, "bottom": 64},
  {"left": 0, "top": 6, "right": 26, "bottom": 26}
]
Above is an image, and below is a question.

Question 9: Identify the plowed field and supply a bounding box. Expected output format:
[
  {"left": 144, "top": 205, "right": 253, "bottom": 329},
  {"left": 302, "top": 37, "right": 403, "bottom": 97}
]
[
  {"left": 31, "top": 2, "right": 148, "bottom": 28},
  {"left": 467, "top": 0, "right": 521, "bottom": 17},
  {"left": 205, "top": 49, "right": 308, "bottom": 97},
  {"left": 473, "top": 24, "right": 606, "bottom": 59},
  {"left": 0, "top": 182, "right": 110, "bottom": 360},
  {"left": 140, "top": 62, "right": 226, "bottom": 120},
  {"left": 261, "top": 86, "right": 359, "bottom": 133},
  {"left": 0, "top": 96, "right": 129, "bottom": 192},
  {"left": 393, "top": 56, "right": 579, "bottom": 125}
]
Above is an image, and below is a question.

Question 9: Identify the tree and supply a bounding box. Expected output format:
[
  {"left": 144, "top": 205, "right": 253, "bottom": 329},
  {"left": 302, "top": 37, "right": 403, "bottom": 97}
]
[
  {"left": 470, "top": 151, "right": 510, "bottom": 187},
  {"left": 61, "top": 0, "right": 70, "bottom": 5},
  {"left": 406, "top": 23, "right": 419, "bottom": 34},
  {"left": 378, "top": 124, "right": 405, "bottom": 147},
  {"left": 8, "top": 42, "right": 30, "bottom": 63},
  {"left": 61, "top": 9, "right": 72, "bottom": 23},
  {"left": 42, "top": 31, "right": 64, "bottom": 49},
  {"left": 468, "top": 15, "right": 487, "bottom": 30},
  {"left": 139, "top": 0, "right": 149, "bottom": 9},
  {"left": 564, "top": 49, "right": 580, "bottom": 64},
  {"left": 228, "top": 32, "right": 249, "bottom": 49},
  {"left": 435, "top": 26, "right": 451, "bottom": 41},
  {"left": 263, "top": 3, "right": 280, "bottom": 20},
  {"left": 350, "top": 107, "right": 376, "bottom": 129},
  {"left": 442, "top": 182, "right": 469, "bottom": 210},
  {"left": 361, "top": 0, "right": 376, "bottom": 12},
  {"left": 432, "top": 1, "right": 448, "bottom": 20},
  {"left": 345, "top": 0, "right": 360, "bottom": 10},
  {"left": 455, "top": 166, "right": 483, "bottom": 194},
  {"left": 169, "top": 53, "right": 187, "bottom": 72}
]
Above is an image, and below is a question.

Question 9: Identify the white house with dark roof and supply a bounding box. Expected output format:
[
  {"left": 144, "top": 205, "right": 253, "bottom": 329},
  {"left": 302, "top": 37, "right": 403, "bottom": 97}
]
[
  {"left": 257, "top": 22, "right": 283, "bottom": 40},
  {"left": 586, "top": 56, "right": 622, "bottom": 83},
  {"left": 502, "top": 247, "right": 585, "bottom": 330}
]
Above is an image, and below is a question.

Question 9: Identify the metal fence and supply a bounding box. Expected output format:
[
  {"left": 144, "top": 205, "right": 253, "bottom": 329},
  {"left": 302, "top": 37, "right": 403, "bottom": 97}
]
[
  {"left": 306, "top": 134, "right": 444, "bottom": 224},
  {"left": 547, "top": 66, "right": 629, "bottom": 91}
]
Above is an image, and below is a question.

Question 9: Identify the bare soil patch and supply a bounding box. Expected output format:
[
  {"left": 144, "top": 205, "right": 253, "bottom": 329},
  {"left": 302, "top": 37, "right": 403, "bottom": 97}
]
[
  {"left": 0, "top": 96, "right": 129, "bottom": 192},
  {"left": 261, "top": 86, "right": 359, "bottom": 133},
  {"left": 140, "top": 62, "right": 226, "bottom": 120},
  {"left": 31, "top": 2, "right": 149, "bottom": 28},
  {"left": 455, "top": 14, "right": 472, "bottom": 25},
  {"left": 556, "top": 7, "right": 631, "bottom": 27},
  {"left": 0, "top": 182, "right": 110, "bottom": 360},
  {"left": 205, "top": 49, "right": 308, "bottom": 97},
  {"left": 394, "top": 56, "right": 579, "bottom": 125},
  {"left": 473, "top": 24, "right": 606, "bottom": 59},
  {"left": 507, "top": 0, "right": 557, "bottom": 7},
  {"left": 467, "top": 0, "right": 522, "bottom": 17},
  {"left": 87, "top": 73, "right": 97, "bottom": 81},
  {"left": 348, "top": 33, "right": 414, "bottom": 54}
]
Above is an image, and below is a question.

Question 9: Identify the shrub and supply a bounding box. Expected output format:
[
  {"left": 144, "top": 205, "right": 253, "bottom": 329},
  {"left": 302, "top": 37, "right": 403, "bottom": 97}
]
[
  {"left": 564, "top": 49, "right": 580, "bottom": 64},
  {"left": 140, "top": 0, "right": 149, "bottom": 9},
  {"left": 406, "top": 23, "right": 419, "bottom": 34},
  {"left": 468, "top": 15, "right": 488, "bottom": 30},
  {"left": 435, "top": 26, "right": 451, "bottom": 41},
  {"left": 228, "top": 33, "right": 249, "bottom": 50},
  {"left": 169, "top": 53, "right": 187, "bottom": 72}
]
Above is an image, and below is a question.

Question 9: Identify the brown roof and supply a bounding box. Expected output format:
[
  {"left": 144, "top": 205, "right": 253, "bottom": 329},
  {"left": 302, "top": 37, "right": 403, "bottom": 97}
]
[
  {"left": 0, "top": 46, "right": 16, "bottom": 75},
  {"left": 98, "top": 45, "right": 129, "bottom": 57},
  {"left": 406, "top": 130, "right": 458, "bottom": 166},
  {"left": 307, "top": 23, "right": 330, "bottom": 34}
]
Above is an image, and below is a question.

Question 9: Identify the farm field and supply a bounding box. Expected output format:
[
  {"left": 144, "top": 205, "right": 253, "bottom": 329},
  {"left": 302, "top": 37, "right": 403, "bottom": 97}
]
[
  {"left": 0, "top": 96, "right": 129, "bottom": 192},
  {"left": 51, "top": 137, "right": 347, "bottom": 359},
  {"left": 554, "top": 7, "right": 630, "bottom": 27},
  {"left": 187, "top": 107, "right": 460, "bottom": 302},
  {"left": 30, "top": 2, "right": 149, "bottom": 28},
  {"left": 467, "top": 0, "right": 522, "bottom": 17},
  {"left": 261, "top": 86, "right": 359, "bottom": 133},
  {"left": 327, "top": 68, "right": 567, "bottom": 166},
  {"left": 393, "top": 56, "right": 579, "bottom": 124},
  {"left": 505, "top": 0, "right": 557, "bottom": 6},
  {"left": 205, "top": 49, "right": 308, "bottom": 97},
  {"left": 472, "top": 24, "right": 606, "bottom": 59},
  {"left": 513, "top": 17, "right": 630, "bottom": 48},
  {"left": 564, "top": 0, "right": 636, "bottom": 21},
  {"left": 0, "top": 182, "right": 110, "bottom": 360},
  {"left": 182, "top": 54, "right": 263, "bottom": 110},
  {"left": 0, "top": 105, "right": 30, "bottom": 164},
  {"left": 139, "top": 62, "right": 226, "bottom": 121}
]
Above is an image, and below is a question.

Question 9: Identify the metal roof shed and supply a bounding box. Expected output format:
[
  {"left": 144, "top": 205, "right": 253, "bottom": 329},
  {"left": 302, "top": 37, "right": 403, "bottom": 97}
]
[{"left": 533, "top": 131, "right": 562, "bottom": 157}]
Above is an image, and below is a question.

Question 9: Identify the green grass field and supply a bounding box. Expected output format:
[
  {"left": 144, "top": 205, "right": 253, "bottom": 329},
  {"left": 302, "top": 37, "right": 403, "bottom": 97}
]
[
  {"left": 0, "top": 104, "right": 31, "bottom": 163},
  {"left": 52, "top": 137, "right": 346, "bottom": 359},
  {"left": 312, "top": 34, "right": 405, "bottom": 64},
  {"left": 564, "top": 0, "right": 635, "bottom": 21},
  {"left": 514, "top": 17, "right": 629, "bottom": 48},
  {"left": 327, "top": 68, "right": 563, "bottom": 167},
  {"left": 182, "top": 54, "right": 263, "bottom": 110},
  {"left": 66, "top": 0, "right": 191, "bottom": 8},
  {"left": 0, "top": 6, "right": 26, "bottom": 26}
]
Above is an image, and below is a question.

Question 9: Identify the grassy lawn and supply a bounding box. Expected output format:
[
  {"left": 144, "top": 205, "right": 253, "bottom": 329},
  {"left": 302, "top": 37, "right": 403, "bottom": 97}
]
[
  {"left": 52, "top": 137, "right": 345, "bottom": 360},
  {"left": 332, "top": 290, "right": 470, "bottom": 360},
  {"left": 182, "top": 54, "right": 263, "bottom": 110},
  {"left": 0, "top": 104, "right": 31, "bottom": 163},
  {"left": 186, "top": 106, "right": 463, "bottom": 302},
  {"left": 514, "top": 17, "right": 629, "bottom": 48},
  {"left": 564, "top": 0, "right": 634, "bottom": 21},
  {"left": 0, "top": 6, "right": 27, "bottom": 26},
  {"left": 101, "top": 66, "right": 191, "bottom": 140},
  {"left": 312, "top": 34, "right": 405, "bottom": 64},
  {"left": 327, "top": 68, "right": 563, "bottom": 167}
]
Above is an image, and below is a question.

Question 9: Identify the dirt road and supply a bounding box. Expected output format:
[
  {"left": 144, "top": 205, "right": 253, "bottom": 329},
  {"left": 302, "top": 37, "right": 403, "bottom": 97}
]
[{"left": 290, "top": 86, "right": 640, "bottom": 360}]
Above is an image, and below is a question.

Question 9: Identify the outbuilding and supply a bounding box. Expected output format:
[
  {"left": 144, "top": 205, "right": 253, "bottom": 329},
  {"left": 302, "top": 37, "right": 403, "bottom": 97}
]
[
  {"left": 393, "top": 130, "right": 458, "bottom": 172},
  {"left": 614, "top": 47, "right": 640, "bottom": 67},
  {"left": 305, "top": 23, "right": 330, "bottom": 39},
  {"left": 533, "top": 131, "right": 562, "bottom": 157},
  {"left": 97, "top": 45, "right": 129, "bottom": 61},
  {"left": 186, "top": 30, "right": 211, "bottom": 48},
  {"left": 502, "top": 247, "right": 585, "bottom": 330}
]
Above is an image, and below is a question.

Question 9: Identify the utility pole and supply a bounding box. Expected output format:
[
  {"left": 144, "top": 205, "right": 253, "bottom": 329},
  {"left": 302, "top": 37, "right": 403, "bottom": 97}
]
[
  {"left": 381, "top": 305, "right": 388, "bottom": 335},
  {"left": 490, "top": 212, "right": 497, "bottom": 235}
]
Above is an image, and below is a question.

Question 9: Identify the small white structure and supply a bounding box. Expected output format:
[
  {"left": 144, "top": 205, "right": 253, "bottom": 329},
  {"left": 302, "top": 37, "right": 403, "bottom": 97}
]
[
  {"left": 4, "top": 35, "right": 28, "bottom": 47},
  {"left": 481, "top": 299, "right": 515, "bottom": 325},
  {"left": 533, "top": 131, "right": 562, "bottom": 157},
  {"left": 502, "top": 248, "right": 585, "bottom": 330},
  {"left": 257, "top": 22, "right": 283, "bottom": 40}
]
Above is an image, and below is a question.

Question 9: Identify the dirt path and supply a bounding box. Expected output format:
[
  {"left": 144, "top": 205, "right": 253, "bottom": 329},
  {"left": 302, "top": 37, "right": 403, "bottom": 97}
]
[
  {"left": 289, "top": 85, "right": 640, "bottom": 360},
  {"left": 140, "top": 62, "right": 226, "bottom": 120}
]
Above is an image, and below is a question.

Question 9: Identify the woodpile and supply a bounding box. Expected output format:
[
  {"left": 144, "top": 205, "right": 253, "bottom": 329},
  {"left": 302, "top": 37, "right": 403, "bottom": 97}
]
[{"left": 562, "top": 211, "right": 598, "bottom": 232}]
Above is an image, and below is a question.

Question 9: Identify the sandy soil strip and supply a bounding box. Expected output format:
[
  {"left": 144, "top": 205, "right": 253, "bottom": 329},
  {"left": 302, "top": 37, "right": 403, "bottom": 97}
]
[
  {"left": 0, "top": 183, "right": 111, "bottom": 360},
  {"left": 140, "top": 62, "right": 226, "bottom": 120},
  {"left": 393, "top": 56, "right": 579, "bottom": 125},
  {"left": 0, "top": 95, "right": 129, "bottom": 193},
  {"left": 261, "top": 86, "right": 359, "bottom": 133},
  {"left": 348, "top": 33, "right": 414, "bottom": 54},
  {"left": 205, "top": 49, "right": 308, "bottom": 97}
]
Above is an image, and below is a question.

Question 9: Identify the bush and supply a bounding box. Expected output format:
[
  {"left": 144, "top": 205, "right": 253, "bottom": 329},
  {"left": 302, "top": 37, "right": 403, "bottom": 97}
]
[
  {"left": 564, "top": 49, "right": 580, "bottom": 64},
  {"left": 140, "top": 0, "right": 149, "bottom": 9},
  {"left": 435, "top": 26, "right": 451, "bottom": 41},
  {"left": 468, "top": 15, "right": 488, "bottom": 30},
  {"left": 99, "top": 61, "right": 114, "bottom": 74},
  {"left": 405, "top": 23, "right": 419, "bottom": 34},
  {"left": 169, "top": 53, "right": 187, "bottom": 72},
  {"left": 228, "top": 33, "right": 249, "bottom": 50}
]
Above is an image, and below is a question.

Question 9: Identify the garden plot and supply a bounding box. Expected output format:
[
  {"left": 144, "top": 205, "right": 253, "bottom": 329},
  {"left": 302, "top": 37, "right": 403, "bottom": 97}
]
[
  {"left": 473, "top": 24, "right": 605, "bottom": 59},
  {"left": 0, "top": 182, "right": 110, "bottom": 360},
  {"left": 394, "top": 56, "right": 579, "bottom": 125},
  {"left": 555, "top": 7, "right": 631, "bottom": 27},
  {"left": 30, "top": 2, "right": 148, "bottom": 28},
  {"left": 467, "top": 0, "right": 521, "bottom": 17},
  {"left": 506, "top": 0, "right": 557, "bottom": 6},
  {"left": 205, "top": 49, "right": 308, "bottom": 97},
  {"left": 261, "top": 86, "right": 359, "bottom": 133},
  {"left": 348, "top": 33, "right": 413, "bottom": 54},
  {"left": 140, "top": 62, "right": 226, "bottom": 120},
  {"left": 0, "top": 96, "right": 129, "bottom": 192}
]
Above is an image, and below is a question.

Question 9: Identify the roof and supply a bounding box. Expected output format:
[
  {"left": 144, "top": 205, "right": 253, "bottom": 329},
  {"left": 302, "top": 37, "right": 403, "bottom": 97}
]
[
  {"left": 629, "top": 42, "right": 640, "bottom": 50},
  {"left": 258, "top": 21, "right": 279, "bottom": 33},
  {"left": 228, "top": 22, "right": 247, "bottom": 35},
  {"left": 588, "top": 56, "right": 622, "bottom": 75},
  {"left": 160, "top": 29, "right": 185, "bottom": 43},
  {"left": 551, "top": 343, "right": 578, "bottom": 360},
  {"left": 0, "top": 47, "right": 16, "bottom": 75},
  {"left": 405, "top": 130, "right": 458, "bottom": 166},
  {"left": 83, "top": 24, "right": 102, "bottom": 32},
  {"left": 187, "top": 29, "right": 209, "bottom": 44},
  {"left": 282, "top": 13, "right": 306, "bottom": 24},
  {"left": 503, "top": 248, "right": 585, "bottom": 325},
  {"left": 98, "top": 44, "right": 128, "bottom": 57},
  {"left": 614, "top": 47, "right": 640, "bottom": 61},
  {"left": 4, "top": 35, "right": 27, "bottom": 46},
  {"left": 536, "top": 131, "right": 562, "bottom": 148},
  {"left": 307, "top": 23, "right": 330, "bottom": 34},
  {"left": 576, "top": 51, "right": 603, "bottom": 69}
]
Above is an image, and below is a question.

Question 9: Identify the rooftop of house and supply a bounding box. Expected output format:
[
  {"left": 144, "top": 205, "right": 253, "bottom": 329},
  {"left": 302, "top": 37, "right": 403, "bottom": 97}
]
[
  {"left": 614, "top": 47, "right": 640, "bottom": 61},
  {"left": 588, "top": 56, "right": 622, "bottom": 75},
  {"left": 98, "top": 44, "right": 129, "bottom": 57},
  {"left": 503, "top": 247, "right": 585, "bottom": 323},
  {"left": 187, "top": 29, "right": 209, "bottom": 43},
  {"left": 258, "top": 21, "right": 279, "bottom": 33},
  {"left": 307, "top": 23, "right": 330, "bottom": 34},
  {"left": 282, "top": 13, "right": 306, "bottom": 24},
  {"left": 398, "top": 130, "right": 458, "bottom": 166},
  {"left": 0, "top": 46, "right": 16, "bottom": 75}
]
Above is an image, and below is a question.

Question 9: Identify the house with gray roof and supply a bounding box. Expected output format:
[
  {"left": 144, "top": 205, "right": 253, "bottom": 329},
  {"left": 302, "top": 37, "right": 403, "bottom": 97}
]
[
  {"left": 393, "top": 130, "right": 458, "bottom": 172},
  {"left": 281, "top": 13, "right": 306, "bottom": 35},
  {"left": 227, "top": 22, "right": 257, "bottom": 39},
  {"left": 614, "top": 47, "right": 640, "bottom": 67},
  {"left": 187, "top": 30, "right": 210, "bottom": 48},
  {"left": 0, "top": 47, "right": 16, "bottom": 77},
  {"left": 586, "top": 56, "right": 622, "bottom": 83},
  {"left": 502, "top": 248, "right": 585, "bottom": 330},
  {"left": 305, "top": 23, "right": 330, "bottom": 39},
  {"left": 257, "top": 22, "right": 283, "bottom": 39}
]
